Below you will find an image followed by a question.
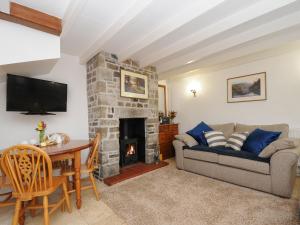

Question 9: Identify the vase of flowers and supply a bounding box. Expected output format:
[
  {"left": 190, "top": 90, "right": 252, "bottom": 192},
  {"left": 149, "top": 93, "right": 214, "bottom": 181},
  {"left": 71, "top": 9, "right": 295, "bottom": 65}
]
[
  {"left": 36, "top": 121, "right": 47, "bottom": 144},
  {"left": 168, "top": 111, "right": 177, "bottom": 124}
]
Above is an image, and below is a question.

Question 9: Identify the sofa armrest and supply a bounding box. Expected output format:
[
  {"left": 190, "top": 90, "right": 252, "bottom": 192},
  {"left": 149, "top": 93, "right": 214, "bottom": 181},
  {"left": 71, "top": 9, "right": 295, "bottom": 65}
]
[
  {"left": 173, "top": 140, "right": 185, "bottom": 169},
  {"left": 270, "top": 147, "right": 300, "bottom": 197}
]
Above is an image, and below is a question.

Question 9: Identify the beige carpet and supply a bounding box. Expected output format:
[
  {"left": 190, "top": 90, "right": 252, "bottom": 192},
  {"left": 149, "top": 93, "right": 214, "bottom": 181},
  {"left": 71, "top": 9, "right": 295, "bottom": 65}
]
[{"left": 102, "top": 159, "right": 300, "bottom": 225}]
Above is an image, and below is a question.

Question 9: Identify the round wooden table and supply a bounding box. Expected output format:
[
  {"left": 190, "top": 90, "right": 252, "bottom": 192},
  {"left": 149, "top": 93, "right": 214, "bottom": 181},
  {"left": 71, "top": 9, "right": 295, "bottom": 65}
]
[{"left": 42, "top": 140, "right": 92, "bottom": 209}]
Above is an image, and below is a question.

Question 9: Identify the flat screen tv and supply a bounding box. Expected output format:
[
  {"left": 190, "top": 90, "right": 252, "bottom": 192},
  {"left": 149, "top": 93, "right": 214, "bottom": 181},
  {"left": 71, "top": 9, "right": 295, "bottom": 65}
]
[{"left": 6, "top": 74, "right": 67, "bottom": 115}]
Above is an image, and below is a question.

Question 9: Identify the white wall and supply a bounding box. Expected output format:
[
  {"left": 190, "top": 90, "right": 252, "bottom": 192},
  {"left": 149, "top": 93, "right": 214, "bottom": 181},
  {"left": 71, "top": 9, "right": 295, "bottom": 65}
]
[
  {"left": 167, "top": 49, "right": 300, "bottom": 135},
  {"left": 0, "top": 20, "right": 60, "bottom": 66},
  {"left": 0, "top": 54, "right": 89, "bottom": 159}
]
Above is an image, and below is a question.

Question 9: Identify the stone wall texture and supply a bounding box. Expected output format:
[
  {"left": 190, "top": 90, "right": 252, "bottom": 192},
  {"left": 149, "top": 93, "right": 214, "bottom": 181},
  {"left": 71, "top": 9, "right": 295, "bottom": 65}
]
[{"left": 86, "top": 52, "right": 159, "bottom": 179}]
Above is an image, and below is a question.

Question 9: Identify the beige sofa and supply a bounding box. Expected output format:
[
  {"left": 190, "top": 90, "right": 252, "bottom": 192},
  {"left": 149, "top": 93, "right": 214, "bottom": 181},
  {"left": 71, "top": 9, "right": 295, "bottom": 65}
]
[{"left": 173, "top": 123, "right": 300, "bottom": 198}]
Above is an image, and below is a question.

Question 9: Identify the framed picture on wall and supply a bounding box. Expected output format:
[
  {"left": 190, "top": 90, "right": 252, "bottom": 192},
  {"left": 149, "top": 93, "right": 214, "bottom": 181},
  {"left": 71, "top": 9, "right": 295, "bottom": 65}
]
[
  {"left": 121, "top": 69, "right": 148, "bottom": 99},
  {"left": 158, "top": 84, "right": 167, "bottom": 115},
  {"left": 227, "top": 72, "right": 267, "bottom": 103}
]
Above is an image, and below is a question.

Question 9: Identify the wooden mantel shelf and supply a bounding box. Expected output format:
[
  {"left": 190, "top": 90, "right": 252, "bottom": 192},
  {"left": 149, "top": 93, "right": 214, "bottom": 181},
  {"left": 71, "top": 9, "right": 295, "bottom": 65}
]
[{"left": 0, "top": 2, "right": 61, "bottom": 36}]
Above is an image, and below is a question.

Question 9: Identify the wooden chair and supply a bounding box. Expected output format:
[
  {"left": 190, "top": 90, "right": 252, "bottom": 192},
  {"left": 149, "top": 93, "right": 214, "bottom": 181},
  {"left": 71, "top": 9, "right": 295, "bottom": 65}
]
[
  {"left": 49, "top": 133, "right": 71, "bottom": 169},
  {"left": 1, "top": 145, "right": 71, "bottom": 225},
  {"left": 0, "top": 156, "right": 15, "bottom": 208},
  {"left": 61, "top": 133, "right": 100, "bottom": 200}
]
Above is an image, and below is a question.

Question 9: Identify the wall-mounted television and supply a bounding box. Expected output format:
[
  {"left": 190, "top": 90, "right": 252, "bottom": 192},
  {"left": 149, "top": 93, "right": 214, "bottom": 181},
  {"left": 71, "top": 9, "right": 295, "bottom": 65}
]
[{"left": 6, "top": 74, "right": 67, "bottom": 115}]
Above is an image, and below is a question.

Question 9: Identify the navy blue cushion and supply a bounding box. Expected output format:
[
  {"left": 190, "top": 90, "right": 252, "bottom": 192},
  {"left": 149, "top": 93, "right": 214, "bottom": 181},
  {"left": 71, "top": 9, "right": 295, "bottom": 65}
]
[
  {"left": 242, "top": 128, "right": 281, "bottom": 155},
  {"left": 183, "top": 145, "right": 270, "bottom": 163},
  {"left": 186, "top": 122, "right": 213, "bottom": 145}
]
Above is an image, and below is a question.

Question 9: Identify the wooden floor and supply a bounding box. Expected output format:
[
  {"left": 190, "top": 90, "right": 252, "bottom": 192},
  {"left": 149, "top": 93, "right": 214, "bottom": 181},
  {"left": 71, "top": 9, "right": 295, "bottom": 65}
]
[{"left": 104, "top": 161, "right": 169, "bottom": 186}]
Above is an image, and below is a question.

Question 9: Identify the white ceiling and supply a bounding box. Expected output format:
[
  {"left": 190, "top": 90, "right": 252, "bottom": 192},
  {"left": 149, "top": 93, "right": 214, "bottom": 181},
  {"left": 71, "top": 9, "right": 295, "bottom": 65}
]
[{"left": 7, "top": 0, "right": 300, "bottom": 78}]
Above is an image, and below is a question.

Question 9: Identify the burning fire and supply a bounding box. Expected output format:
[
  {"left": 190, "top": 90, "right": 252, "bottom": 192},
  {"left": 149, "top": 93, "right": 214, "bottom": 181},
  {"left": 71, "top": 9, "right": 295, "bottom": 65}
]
[{"left": 126, "top": 144, "right": 136, "bottom": 156}]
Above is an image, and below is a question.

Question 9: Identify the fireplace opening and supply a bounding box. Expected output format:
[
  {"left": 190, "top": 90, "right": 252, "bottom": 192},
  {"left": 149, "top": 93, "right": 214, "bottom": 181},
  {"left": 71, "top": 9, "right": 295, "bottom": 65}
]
[{"left": 119, "top": 118, "right": 145, "bottom": 167}]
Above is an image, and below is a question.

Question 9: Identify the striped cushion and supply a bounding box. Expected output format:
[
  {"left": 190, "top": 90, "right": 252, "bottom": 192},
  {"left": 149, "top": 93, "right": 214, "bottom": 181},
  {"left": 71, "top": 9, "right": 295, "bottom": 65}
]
[
  {"left": 226, "top": 132, "right": 249, "bottom": 151},
  {"left": 204, "top": 131, "right": 226, "bottom": 147}
]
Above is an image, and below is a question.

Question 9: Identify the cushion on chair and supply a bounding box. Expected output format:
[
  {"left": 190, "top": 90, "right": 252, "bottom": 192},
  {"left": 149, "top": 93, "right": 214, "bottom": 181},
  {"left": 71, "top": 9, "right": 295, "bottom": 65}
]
[
  {"left": 258, "top": 138, "right": 300, "bottom": 158},
  {"left": 235, "top": 123, "right": 289, "bottom": 138},
  {"left": 225, "top": 132, "right": 249, "bottom": 151},
  {"left": 175, "top": 134, "right": 199, "bottom": 147},
  {"left": 204, "top": 131, "right": 226, "bottom": 147},
  {"left": 186, "top": 122, "right": 213, "bottom": 146},
  {"left": 242, "top": 129, "right": 281, "bottom": 155},
  {"left": 209, "top": 123, "right": 235, "bottom": 139},
  {"left": 184, "top": 149, "right": 218, "bottom": 163},
  {"left": 218, "top": 155, "right": 270, "bottom": 175},
  {"left": 184, "top": 145, "right": 270, "bottom": 163}
]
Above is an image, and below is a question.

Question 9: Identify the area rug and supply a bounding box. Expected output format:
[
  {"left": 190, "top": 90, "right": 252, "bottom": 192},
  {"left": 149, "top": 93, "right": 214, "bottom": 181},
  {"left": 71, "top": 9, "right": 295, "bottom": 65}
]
[{"left": 101, "top": 159, "right": 300, "bottom": 225}]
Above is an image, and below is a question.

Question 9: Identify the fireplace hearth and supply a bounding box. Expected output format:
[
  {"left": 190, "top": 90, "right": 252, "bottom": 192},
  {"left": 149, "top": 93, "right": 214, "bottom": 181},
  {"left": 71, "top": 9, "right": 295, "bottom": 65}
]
[{"left": 119, "top": 118, "right": 145, "bottom": 167}]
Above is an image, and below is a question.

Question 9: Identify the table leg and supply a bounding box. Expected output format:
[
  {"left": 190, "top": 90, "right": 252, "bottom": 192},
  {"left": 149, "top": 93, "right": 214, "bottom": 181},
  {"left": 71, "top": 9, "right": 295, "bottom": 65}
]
[
  {"left": 74, "top": 151, "right": 81, "bottom": 209},
  {"left": 72, "top": 159, "right": 76, "bottom": 189}
]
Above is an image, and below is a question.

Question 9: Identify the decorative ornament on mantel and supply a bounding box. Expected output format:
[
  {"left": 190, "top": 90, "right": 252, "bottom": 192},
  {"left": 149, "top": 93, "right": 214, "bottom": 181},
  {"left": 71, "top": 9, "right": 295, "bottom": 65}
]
[{"left": 35, "top": 121, "right": 47, "bottom": 146}]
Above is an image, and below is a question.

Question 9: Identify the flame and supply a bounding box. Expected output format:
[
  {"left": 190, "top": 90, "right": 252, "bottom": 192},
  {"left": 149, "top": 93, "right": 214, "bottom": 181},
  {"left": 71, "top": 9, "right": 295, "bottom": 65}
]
[{"left": 126, "top": 144, "right": 136, "bottom": 156}]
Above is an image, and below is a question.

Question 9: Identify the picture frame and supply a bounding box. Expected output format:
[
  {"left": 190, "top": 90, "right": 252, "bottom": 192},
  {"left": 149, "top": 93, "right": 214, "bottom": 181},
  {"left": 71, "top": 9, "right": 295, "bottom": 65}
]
[
  {"left": 227, "top": 72, "right": 267, "bottom": 103},
  {"left": 121, "top": 69, "right": 148, "bottom": 99},
  {"left": 158, "top": 84, "right": 167, "bottom": 115}
]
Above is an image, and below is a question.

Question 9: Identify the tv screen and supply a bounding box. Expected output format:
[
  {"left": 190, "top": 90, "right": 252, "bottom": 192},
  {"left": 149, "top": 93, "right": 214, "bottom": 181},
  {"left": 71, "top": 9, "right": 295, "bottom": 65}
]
[{"left": 6, "top": 74, "right": 67, "bottom": 113}]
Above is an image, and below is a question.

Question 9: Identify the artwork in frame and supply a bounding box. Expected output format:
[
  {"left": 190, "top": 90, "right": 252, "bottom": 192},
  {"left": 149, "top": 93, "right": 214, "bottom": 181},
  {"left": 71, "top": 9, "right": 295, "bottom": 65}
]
[
  {"left": 227, "top": 72, "right": 267, "bottom": 103},
  {"left": 121, "top": 69, "right": 148, "bottom": 99}
]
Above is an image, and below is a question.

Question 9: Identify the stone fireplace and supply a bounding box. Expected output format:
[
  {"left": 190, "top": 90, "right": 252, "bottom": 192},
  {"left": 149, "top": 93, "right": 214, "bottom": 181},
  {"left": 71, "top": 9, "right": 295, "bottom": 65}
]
[{"left": 86, "top": 51, "right": 159, "bottom": 179}]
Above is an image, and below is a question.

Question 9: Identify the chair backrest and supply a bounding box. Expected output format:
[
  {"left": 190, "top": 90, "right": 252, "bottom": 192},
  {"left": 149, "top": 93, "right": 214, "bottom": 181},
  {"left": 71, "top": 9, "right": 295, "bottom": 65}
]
[
  {"left": 0, "top": 155, "right": 7, "bottom": 188},
  {"left": 1, "top": 145, "right": 53, "bottom": 200},
  {"left": 86, "top": 133, "right": 100, "bottom": 170}
]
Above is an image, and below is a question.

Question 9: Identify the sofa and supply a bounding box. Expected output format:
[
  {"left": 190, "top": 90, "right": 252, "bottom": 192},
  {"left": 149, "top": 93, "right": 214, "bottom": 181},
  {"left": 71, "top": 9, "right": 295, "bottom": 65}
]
[{"left": 173, "top": 123, "right": 300, "bottom": 198}]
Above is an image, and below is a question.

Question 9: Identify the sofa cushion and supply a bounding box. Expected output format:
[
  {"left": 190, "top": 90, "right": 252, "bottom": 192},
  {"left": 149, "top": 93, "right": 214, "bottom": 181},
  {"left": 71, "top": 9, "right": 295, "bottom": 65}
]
[
  {"left": 225, "top": 132, "right": 249, "bottom": 151},
  {"left": 175, "top": 134, "right": 198, "bottom": 147},
  {"left": 259, "top": 138, "right": 300, "bottom": 158},
  {"left": 235, "top": 123, "right": 289, "bottom": 138},
  {"left": 204, "top": 131, "right": 226, "bottom": 147},
  {"left": 209, "top": 123, "right": 235, "bottom": 139},
  {"left": 184, "top": 145, "right": 270, "bottom": 163},
  {"left": 186, "top": 121, "right": 213, "bottom": 145},
  {"left": 183, "top": 149, "right": 218, "bottom": 163},
  {"left": 218, "top": 155, "right": 270, "bottom": 175},
  {"left": 242, "top": 129, "right": 281, "bottom": 155}
]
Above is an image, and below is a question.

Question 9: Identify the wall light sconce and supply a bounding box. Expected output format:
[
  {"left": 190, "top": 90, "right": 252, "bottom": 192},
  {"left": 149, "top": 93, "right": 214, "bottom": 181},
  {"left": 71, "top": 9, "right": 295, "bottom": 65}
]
[
  {"left": 187, "top": 80, "right": 201, "bottom": 97},
  {"left": 190, "top": 89, "right": 197, "bottom": 97}
]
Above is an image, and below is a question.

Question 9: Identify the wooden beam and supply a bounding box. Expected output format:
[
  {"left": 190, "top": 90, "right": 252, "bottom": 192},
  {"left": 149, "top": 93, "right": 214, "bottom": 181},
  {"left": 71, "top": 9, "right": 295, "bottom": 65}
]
[
  {"left": 0, "top": 2, "right": 62, "bottom": 36},
  {"left": 0, "top": 11, "right": 60, "bottom": 36}
]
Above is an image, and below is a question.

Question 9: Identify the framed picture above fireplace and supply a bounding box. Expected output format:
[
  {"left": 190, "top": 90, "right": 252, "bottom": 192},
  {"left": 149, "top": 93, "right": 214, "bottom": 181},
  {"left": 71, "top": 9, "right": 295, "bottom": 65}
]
[{"left": 121, "top": 69, "right": 148, "bottom": 99}]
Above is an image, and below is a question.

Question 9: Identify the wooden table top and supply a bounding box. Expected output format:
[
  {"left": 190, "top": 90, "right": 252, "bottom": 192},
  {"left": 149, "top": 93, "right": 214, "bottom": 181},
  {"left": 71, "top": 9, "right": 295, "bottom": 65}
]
[
  {"left": 41, "top": 140, "right": 92, "bottom": 156},
  {"left": 0, "top": 140, "right": 92, "bottom": 156}
]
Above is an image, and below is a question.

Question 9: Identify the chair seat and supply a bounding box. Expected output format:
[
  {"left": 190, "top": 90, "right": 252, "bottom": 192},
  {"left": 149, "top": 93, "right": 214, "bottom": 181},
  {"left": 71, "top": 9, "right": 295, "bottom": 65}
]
[
  {"left": 61, "top": 164, "right": 98, "bottom": 176},
  {"left": 12, "top": 176, "right": 67, "bottom": 200}
]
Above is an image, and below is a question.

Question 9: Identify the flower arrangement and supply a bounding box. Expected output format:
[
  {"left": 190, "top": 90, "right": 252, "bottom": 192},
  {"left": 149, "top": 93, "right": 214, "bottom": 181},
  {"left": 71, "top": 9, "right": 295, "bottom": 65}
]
[
  {"left": 36, "top": 121, "right": 47, "bottom": 144},
  {"left": 168, "top": 111, "right": 177, "bottom": 123}
]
